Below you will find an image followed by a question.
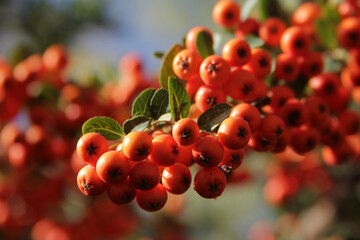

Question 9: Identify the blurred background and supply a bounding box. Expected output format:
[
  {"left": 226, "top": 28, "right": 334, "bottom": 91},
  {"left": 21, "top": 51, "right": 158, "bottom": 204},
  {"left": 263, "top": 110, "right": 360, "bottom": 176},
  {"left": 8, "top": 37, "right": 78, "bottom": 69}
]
[{"left": 0, "top": 0, "right": 359, "bottom": 239}]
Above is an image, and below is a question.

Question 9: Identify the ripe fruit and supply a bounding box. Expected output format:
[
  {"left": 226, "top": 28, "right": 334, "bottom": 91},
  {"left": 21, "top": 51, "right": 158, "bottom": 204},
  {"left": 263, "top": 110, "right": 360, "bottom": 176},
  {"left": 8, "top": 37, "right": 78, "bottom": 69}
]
[
  {"left": 172, "top": 118, "right": 199, "bottom": 146},
  {"left": 96, "top": 151, "right": 130, "bottom": 184},
  {"left": 162, "top": 163, "right": 192, "bottom": 194},
  {"left": 222, "top": 38, "right": 251, "bottom": 67},
  {"left": 195, "top": 84, "right": 227, "bottom": 112},
  {"left": 76, "top": 132, "right": 109, "bottom": 166},
  {"left": 229, "top": 103, "right": 261, "bottom": 132},
  {"left": 129, "top": 160, "right": 160, "bottom": 191},
  {"left": 185, "top": 26, "right": 213, "bottom": 53},
  {"left": 149, "top": 135, "right": 179, "bottom": 167},
  {"left": 122, "top": 131, "right": 153, "bottom": 161},
  {"left": 107, "top": 178, "right": 137, "bottom": 205},
  {"left": 192, "top": 136, "right": 224, "bottom": 167},
  {"left": 280, "top": 26, "right": 311, "bottom": 55},
  {"left": 77, "top": 164, "right": 107, "bottom": 196},
  {"left": 199, "top": 55, "right": 230, "bottom": 87},
  {"left": 194, "top": 167, "right": 227, "bottom": 198},
  {"left": 172, "top": 49, "right": 202, "bottom": 81},
  {"left": 136, "top": 183, "right": 168, "bottom": 212},
  {"left": 217, "top": 117, "right": 251, "bottom": 150},
  {"left": 212, "top": 0, "right": 240, "bottom": 29},
  {"left": 259, "top": 17, "right": 286, "bottom": 47}
]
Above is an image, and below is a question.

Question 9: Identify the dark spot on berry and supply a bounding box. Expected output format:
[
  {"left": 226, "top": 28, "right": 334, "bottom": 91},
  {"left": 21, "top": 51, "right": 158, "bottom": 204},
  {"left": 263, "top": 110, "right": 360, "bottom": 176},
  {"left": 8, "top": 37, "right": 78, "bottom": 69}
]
[
  {"left": 242, "top": 84, "right": 253, "bottom": 95},
  {"left": 306, "top": 138, "right": 315, "bottom": 150},
  {"left": 149, "top": 202, "right": 161, "bottom": 211},
  {"left": 238, "top": 127, "right": 247, "bottom": 138},
  {"left": 324, "top": 83, "right": 334, "bottom": 94},
  {"left": 225, "top": 11, "right": 234, "bottom": 20},
  {"left": 294, "top": 39, "right": 304, "bottom": 49},
  {"left": 206, "top": 96, "right": 217, "bottom": 106},
  {"left": 260, "top": 138, "right": 271, "bottom": 147},
  {"left": 209, "top": 181, "right": 220, "bottom": 194},
  {"left": 179, "top": 59, "right": 189, "bottom": 70},
  {"left": 199, "top": 153, "right": 210, "bottom": 165},
  {"left": 284, "top": 65, "right": 293, "bottom": 74},
  {"left": 140, "top": 179, "right": 151, "bottom": 190},
  {"left": 171, "top": 145, "right": 179, "bottom": 155},
  {"left": 275, "top": 126, "right": 283, "bottom": 136},
  {"left": 270, "top": 26, "right": 278, "bottom": 34},
  {"left": 237, "top": 48, "right": 247, "bottom": 58},
  {"left": 330, "top": 133, "right": 341, "bottom": 144},
  {"left": 105, "top": 169, "right": 121, "bottom": 179},
  {"left": 137, "top": 145, "right": 149, "bottom": 157},
  {"left": 208, "top": 63, "right": 218, "bottom": 74},
  {"left": 278, "top": 98, "right": 287, "bottom": 107},
  {"left": 81, "top": 180, "right": 93, "bottom": 192},
  {"left": 181, "top": 128, "right": 192, "bottom": 139},
  {"left": 231, "top": 153, "right": 241, "bottom": 164},
  {"left": 86, "top": 143, "right": 98, "bottom": 156},
  {"left": 348, "top": 31, "right": 359, "bottom": 43},
  {"left": 182, "top": 176, "right": 191, "bottom": 188},
  {"left": 310, "top": 63, "right": 319, "bottom": 73},
  {"left": 288, "top": 110, "right": 301, "bottom": 126},
  {"left": 318, "top": 104, "right": 326, "bottom": 113},
  {"left": 122, "top": 193, "right": 133, "bottom": 202},
  {"left": 259, "top": 57, "right": 268, "bottom": 68}
]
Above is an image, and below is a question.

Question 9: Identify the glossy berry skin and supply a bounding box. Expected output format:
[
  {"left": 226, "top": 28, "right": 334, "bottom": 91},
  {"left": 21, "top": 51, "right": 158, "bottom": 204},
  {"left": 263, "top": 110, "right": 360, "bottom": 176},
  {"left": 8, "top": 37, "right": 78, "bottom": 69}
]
[
  {"left": 192, "top": 136, "right": 224, "bottom": 167},
  {"left": 172, "top": 118, "right": 199, "bottom": 146},
  {"left": 122, "top": 131, "right": 153, "bottom": 161},
  {"left": 338, "top": 110, "right": 360, "bottom": 135},
  {"left": 243, "top": 48, "right": 272, "bottom": 79},
  {"left": 266, "top": 86, "right": 295, "bottom": 114},
  {"left": 129, "top": 160, "right": 160, "bottom": 191},
  {"left": 229, "top": 103, "right": 261, "bottom": 132},
  {"left": 107, "top": 177, "right": 137, "bottom": 205},
  {"left": 177, "top": 144, "right": 194, "bottom": 166},
  {"left": 172, "top": 49, "right": 202, "bottom": 81},
  {"left": 219, "top": 147, "right": 245, "bottom": 170},
  {"left": 259, "top": 17, "right": 286, "bottom": 47},
  {"left": 77, "top": 164, "right": 107, "bottom": 196},
  {"left": 96, "top": 151, "right": 130, "bottom": 184},
  {"left": 195, "top": 85, "right": 227, "bottom": 112},
  {"left": 76, "top": 132, "right": 109, "bottom": 166},
  {"left": 337, "top": 17, "right": 360, "bottom": 49},
  {"left": 222, "top": 39, "right": 251, "bottom": 67},
  {"left": 199, "top": 55, "right": 230, "bottom": 87},
  {"left": 290, "top": 125, "right": 320, "bottom": 154},
  {"left": 274, "top": 53, "right": 300, "bottom": 82},
  {"left": 280, "top": 98, "right": 309, "bottom": 127},
  {"left": 162, "top": 163, "right": 192, "bottom": 194},
  {"left": 217, "top": 117, "right": 251, "bottom": 150},
  {"left": 149, "top": 135, "right": 179, "bottom": 167},
  {"left": 300, "top": 51, "right": 323, "bottom": 77},
  {"left": 194, "top": 167, "right": 227, "bottom": 199},
  {"left": 291, "top": 2, "right": 321, "bottom": 26},
  {"left": 212, "top": 0, "right": 240, "bottom": 29},
  {"left": 136, "top": 183, "right": 168, "bottom": 212},
  {"left": 280, "top": 26, "right": 311, "bottom": 55},
  {"left": 259, "top": 114, "right": 286, "bottom": 141},
  {"left": 224, "top": 68, "right": 257, "bottom": 102}
]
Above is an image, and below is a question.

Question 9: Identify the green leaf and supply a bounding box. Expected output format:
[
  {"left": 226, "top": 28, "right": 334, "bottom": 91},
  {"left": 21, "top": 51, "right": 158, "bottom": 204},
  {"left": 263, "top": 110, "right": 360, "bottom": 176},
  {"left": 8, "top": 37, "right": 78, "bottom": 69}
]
[
  {"left": 157, "top": 112, "right": 173, "bottom": 122},
  {"left": 131, "top": 88, "right": 155, "bottom": 118},
  {"left": 123, "top": 116, "right": 151, "bottom": 134},
  {"left": 82, "top": 116, "right": 124, "bottom": 140},
  {"left": 153, "top": 51, "right": 164, "bottom": 59},
  {"left": 245, "top": 35, "right": 265, "bottom": 48},
  {"left": 258, "top": 0, "right": 269, "bottom": 21},
  {"left": 315, "top": 5, "right": 340, "bottom": 49},
  {"left": 150, "top": 88, "right": 169, "bottom": 120},
  {"left": 195, "top": 31, "right": 214, "bottom": 59},
  {"left": 241, "top": 0, "right": 258, "bottom": 21},
  {"left": 197, "top": 103, "right": 233, "bottom": 132},
  {"left": 159, "top": 44, "right": 184, "bottom": 90},
  {"left": 168, "top": 77, "right": 191, "bottom": 121}
]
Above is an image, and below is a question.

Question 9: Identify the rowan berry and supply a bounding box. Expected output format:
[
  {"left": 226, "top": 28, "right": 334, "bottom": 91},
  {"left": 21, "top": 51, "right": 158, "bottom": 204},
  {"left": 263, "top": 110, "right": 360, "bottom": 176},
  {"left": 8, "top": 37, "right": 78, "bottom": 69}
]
[
  {"left": 195, "top": 84, "right": 227, "bottom": 112},
  {"left": 322, "top": 143, "right": 354, "bottom": 165},
  {"left": 194, "top": 166, "right": 227, "bottom": 199},
  {"left": 212, "top": 0, "right": 240, "bottom": 29},
  {"left": 217, "top": 117, "right": 251, "bottom": 150},
  {"left": 229, "top": 103, "right": 262, "bottom": 132},
  {"left": 291, "top": 2, "right": 321, "bottom": 26},
  {"left": 199, "top": 55, "right": 230, "bottom": 87},
  {"left": 259, "top": 114, "right": 286, "bottom": 141},
  {"left": 299, "top": 51, "right": 323, "bottom": 77},
  {"left": 274, "top": 53, "right": 300, "bottom": 82},
  {"left": 43, "top": 44, "right": 68, "bottom": 71},
  {"left": 176, "top": 144, "right": 195, "bottom": 166},
  {"left": 235, "top": 18, "right": 260, "bottom": 38},
  {"left": 149, "top": 135, "right": 179, "bottom": 167},
  {"left": 129, "top": 160, "right": 160, "bottom": 191},
  {"left": 303, "top": 95, "right": 330, "bottom": 126},
  {"left": 337, "top": 17, "right": 360, "bottom": 49},
  {"left": 192, "top": 136, "right": 224, "bottom": 167},
  {"left": 290, "top": 125, "right": 320, "bottom": 154},
  {"left": 136, "top": 183, "right": 168, "bottom": 212},
  {"left": 280, "top": 98, "right": 309, "bottom": 127},
  {"left": 172, "top": 118, "right": 199, "bottom": 146},
  {"left": 96, "top": 151, "right": 130, "bottom": 184},
  {"left": 265, "top": 86, "right": 295, "bottom": 114},
  {"left": 248, "top": 132, "right": 277, "bottom": 152},
  {"left": 280, "top": 26, "right": 311, "bottom": 55},
  {"left": 338, "top": 110, "right": 360, "bottom": 135},
  {"left": 321, "top": 121, "right": 346, "bottom": 147},
  {"left": 172, "top": 49, "right": 202, "bottom": 81},
  {"left": 338, "top": 1, "right": 360, "bottom": 19},
  {"left": 122, "top": 131, "right": 153, "bottom": 161},
  {"left": 185, "top": 75, "right": 203, "bottom": 100},
  {"left": 224, "top": 68, "right": 257, "bottom": 102},
  {"left": 272, "top": 129, "right": 290, "bottom": 153},
  {"left": 107, "top": 177, "right": 137, "bottom": 205},
  {"left": 162, "top": 163, "right": 192, "bottom": 194},
  {"left": 77, "top": 164, "right": 107, "bottom": 196},
  {"left": 309, "top": 73, "right": 340, "bottom": 99},
  {"left": 243, "top": 48, "right": 272, "bottom": 79},
  {"left": 219, "top": 147, "right": 244, "bottom": 170},
  {"left": 222, "top": 39, "right": 251, "bottom": 67},
  {"left": 259, "top": 17, "right": 286, "bottom": 47},
  {"left": 76, "top": 132, "right": 109, "bottom": 166}
]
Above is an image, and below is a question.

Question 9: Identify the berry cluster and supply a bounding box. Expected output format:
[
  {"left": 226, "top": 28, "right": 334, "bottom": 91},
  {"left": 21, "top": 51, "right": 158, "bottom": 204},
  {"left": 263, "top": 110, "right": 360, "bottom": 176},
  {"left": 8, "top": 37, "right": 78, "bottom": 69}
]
[{"left": 75, "top": 0, "right": 360, "bottom": 216}]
